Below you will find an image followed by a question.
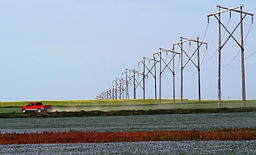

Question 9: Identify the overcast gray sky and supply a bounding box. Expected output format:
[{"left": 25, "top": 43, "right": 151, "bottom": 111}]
[{"left": 0, "top": 0, "right": 255, "bottom": 101}]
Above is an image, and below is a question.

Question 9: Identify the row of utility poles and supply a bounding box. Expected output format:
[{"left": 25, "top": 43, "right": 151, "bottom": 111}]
[
  {"left": 96, "top": 5, "right": 253, "bottom": 108},
  {"left": 96, "top": 36, "right": 207, "bottom": 104}
]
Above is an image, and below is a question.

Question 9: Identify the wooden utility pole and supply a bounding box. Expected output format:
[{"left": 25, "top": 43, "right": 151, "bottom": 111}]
[
  {"left": 122, "top": 69, "right": 130, "bottom": 99},
  {"left": 218, "top": 6, "right": 222, "bottom": 108},
  {"left": 112, "top": 86, "right": 115, "bottom": 100},
  {"left": 240, "top": 6, "right": 246, "bottom": 107},
  {"left": 114, "top": 78, "right": 118, "bottom": 100},
  {"left": 122, "top": 78, "right": 125, "bottom": 99},
  {"left": 159, "top": 52, "right": 162, "bottom": 104},
  {"left": 119, "top": 79, "right": 122, "bottom": 99},
  {"left": 138, "top": 58, "right": 146, "bottom": 100},
  {"left": 153, "top": 56, "right": 158, "bottom": 99},
  {"left": 125, "top": 70, "right": 129, "bottom": 99},
  {"left": 133, "top": 70, "right": 136, "bottom": 99},
  {"left": 197, "top": 37, "right": 201, "bottom": 103},
  {"left": 180, "top": 38, "right": 183, "bottom": 105},
  {"left": 172, "top": 50, "right": 176, "bottom": 103},
  {"left": 142, "top": 57, "right": 146, "bottom": 100},
  {"left": 106, "top": 90, "right": 109, "bottom": 99},
  {"left": 208, "top": 5, "right": 253, "bottom": 107}
]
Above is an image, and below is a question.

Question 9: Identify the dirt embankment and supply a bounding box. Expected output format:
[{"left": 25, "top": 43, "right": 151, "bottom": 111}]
[{"left": 1, "top": 107, "right": 256, "bottom": 118}]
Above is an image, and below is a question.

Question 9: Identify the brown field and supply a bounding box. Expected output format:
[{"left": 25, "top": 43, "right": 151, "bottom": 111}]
[{"left": 1, "top": 128, "right": 256, "bottom": 145}]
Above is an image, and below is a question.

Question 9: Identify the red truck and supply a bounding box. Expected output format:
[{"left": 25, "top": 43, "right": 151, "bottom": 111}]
[{"left": 21, "top": 102, "right": 52, "bottom": 113}]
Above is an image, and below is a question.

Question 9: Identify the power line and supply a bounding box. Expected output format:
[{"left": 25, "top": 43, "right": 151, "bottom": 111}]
[
  {"left": 223, "top": 22, "right": 253, "bottom": 68},
  {"left": 200, "top": 22, "right": 209, "bottom": 65},
  {"left": 245, "top": 50, "right": 256, "bottom": 59}
]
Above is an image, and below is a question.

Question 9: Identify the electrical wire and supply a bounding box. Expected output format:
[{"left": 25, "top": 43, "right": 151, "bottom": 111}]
[
  {"left": 223, "top": 22, "right": 253, "bottom": 68},
  {"left": 245, "top": 50, "right": 256, "bottom": 59},
  {"left": 205, "top": 49, "right": 218, "bottom": 63},
  {"left": 223, "top": 51, "right": 240, "bottom": 68},
  {"left": 202, "top": 22, "right": 209, "bottom": 41},
  {"left": 200, "top": 23, "right": 209, "bottom": 65},
  {"left": 202, "top": 17, "right": 232, "bottom": 64},
  {"left": 245, "top": 24, "right": 256, "bottom": 60}
]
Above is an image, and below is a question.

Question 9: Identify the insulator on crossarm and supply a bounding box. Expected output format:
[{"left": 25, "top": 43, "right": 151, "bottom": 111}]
[
  {"left": 229, "top": 11, "right": 232, "bottom": 19},
  {"left": 207, "top": 17, "right": 209, "bottom": 24},
  {"left": 252, "top": 16, "right": 254, "bottom": 24}
]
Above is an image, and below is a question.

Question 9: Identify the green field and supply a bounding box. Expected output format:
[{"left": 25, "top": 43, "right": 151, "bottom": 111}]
[{"left": 0, "top": 99, "right": 256, "bottom": 114}]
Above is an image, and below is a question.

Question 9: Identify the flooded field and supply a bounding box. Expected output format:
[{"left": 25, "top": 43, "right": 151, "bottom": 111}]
[
  {"left": 0, "top": 112, "right": 255, "bottom": 133},
  {"left": 1, "top": 141, "right": 256, "bottom": 155}
]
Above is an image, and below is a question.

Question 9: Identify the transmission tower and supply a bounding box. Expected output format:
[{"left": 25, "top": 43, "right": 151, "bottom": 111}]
[
  {"left": 122, "top": 69, "right": 130, "bottom": 99},
  {"left": 208, "top": 5, "right": 253, "bottom": 108},
  {"left": 139, "top": 57, "right": 158, "bottom": 100},
  {"left": 153, "top": 48, "right": 180, "bottom": 104},
  {"left": 173, "top": 37, "right": 207, "bottom": 104}
]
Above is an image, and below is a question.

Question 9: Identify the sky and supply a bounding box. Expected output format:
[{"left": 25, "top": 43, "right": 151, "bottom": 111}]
[{"left": 0, "top": 0, "right": 255, "bottom": 101}]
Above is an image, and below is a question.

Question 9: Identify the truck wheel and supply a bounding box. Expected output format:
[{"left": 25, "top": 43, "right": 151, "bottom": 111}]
[
  {"left": 37, "top": 108, "right": 42, "bottom": 113},
  {"left": 22, "top": 109, "right": 26, "bottom": 113}
]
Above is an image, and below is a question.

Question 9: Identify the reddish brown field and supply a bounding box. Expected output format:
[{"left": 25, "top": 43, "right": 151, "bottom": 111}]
[{"left": 1, "top": 128, "right": 256, "bottom": 145}]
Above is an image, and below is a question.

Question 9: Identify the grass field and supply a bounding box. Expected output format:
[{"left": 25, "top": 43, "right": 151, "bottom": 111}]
[{"left": 0, "top": 99, "right": 256, "bottom": 114}]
